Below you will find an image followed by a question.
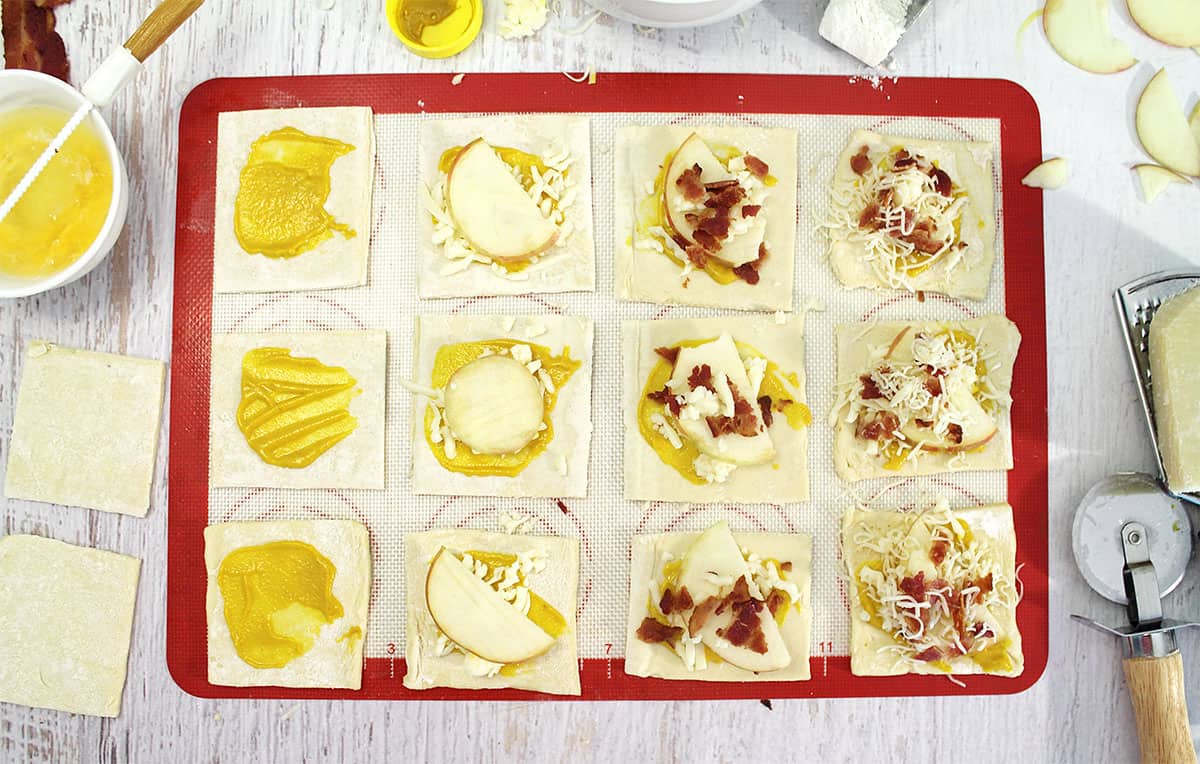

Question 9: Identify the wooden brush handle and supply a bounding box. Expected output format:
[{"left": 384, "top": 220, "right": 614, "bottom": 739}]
[
  {"left": 124, "top": 0, "right": 205, "bottom": 62},
  {"left": 1123, "top": 652, "right": 1197, "bottom": 764}
]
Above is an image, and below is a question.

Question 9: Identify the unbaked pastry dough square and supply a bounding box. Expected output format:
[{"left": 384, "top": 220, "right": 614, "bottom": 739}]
[
  {"left": 614, "top": 124, "right": 797, "bottom": 311},
  {"left": 842, "top": 502, "right": 1023, "bottom": 677},
  {"left": 4, "top": 340, "right": 165, "bottom": 516},
  {"left": 205, "top": 520, "right": 370, "bottom": 689},
  {"left": 624, "top": 529, "right": 812, "bottom": 682},
  {"left": 213, "top": 107, "right": 375, "bottom": 293},
  {"left": 404, "top": 529, "right": 580, "bottom": 695},
  {"left": 0, "top": 535, "right": 140, "bottom": 716},
  {"left": 623, "top": 315, "right": 809, "bottom": 503},
  {"left": 416, "top": 115, "right": 595, "bottom": 298},
  {"left": 825, "top": 129, "right": 996, "bottom": 300},
  {"left": 209, "top": 330, "right": 387, "bottom": 489},
  {"left": 831, "top": 315, "right": 1020, "bottom": 482},
  {"left": 410, "top": 314, "right": 593, "bottom": 498}
]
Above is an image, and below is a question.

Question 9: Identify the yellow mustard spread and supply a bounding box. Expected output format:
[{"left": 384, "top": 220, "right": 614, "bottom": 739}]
[
  {"left": 637, "top": 338, "right": 811, "bottom": 484},
  {"left": 400, "top": 0, "right": 460, "bottom": 42},
  {"left": 425, "top": 339, "right": 579, "bottom": 477},
  {"left": 0, "top": 106, "right": 113, "bottom": 280},
  {"left": 217, "top": 541, "right": 345, "bottom": 669},
  {"left": 234, "top": 127, "right": 356, "bottom": 259},
  {"left": 237, "top": 347, "right": 360, "bottom": 469}
]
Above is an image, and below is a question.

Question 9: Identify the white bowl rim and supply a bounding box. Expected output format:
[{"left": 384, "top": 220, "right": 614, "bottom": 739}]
[{"left": 0, "top": 69, "right": 128, "bottom": 299}]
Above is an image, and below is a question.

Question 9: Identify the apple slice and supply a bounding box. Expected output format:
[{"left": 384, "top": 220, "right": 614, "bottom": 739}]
[
  {"left": 425, "top": 548, "right": 555, "bottom": 665},
  {"left": 1021, "top": 157, "right": 1070, "bottom": 189},
  {"left": 899, "top": 381, "right": 998, "bottom": 453},
  {"left": 1190, "top": 103, "right": 1200, "bottom": 146},
  {"left": 675, "top": 522, "right": 791, "bottom": 673},
  {"left": 1043, "top": 0, "right": 1136, "bottom": 74},
  {"left": 661, "top": 134, "right": 764, "bottom": 268},
  {"left": 1133, "top": 164, "right": 1190, "bottom": 203},
  {"left": 445, "top": 138, "right": 559, "bottom": 262},
  {"left": 667, "top": 334, "right": 775, "bottom": 466},
  {"left": 1135, "top": 69, "right": 1200, "bottom": 177},
  {"left": 443, "top": 354, "right": 544, "bottom": 455},
  {"left": 1126, "top": 0, "right": 1200, "bottom": 48}
]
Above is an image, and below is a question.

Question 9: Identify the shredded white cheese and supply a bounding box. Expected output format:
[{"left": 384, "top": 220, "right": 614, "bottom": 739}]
[{"left": 499, "top": 0, "right": 549, "bottom": 38}]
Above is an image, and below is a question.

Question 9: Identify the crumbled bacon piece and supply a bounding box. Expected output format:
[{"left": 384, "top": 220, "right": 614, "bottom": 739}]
[
  {"left": 947, "top": 589, "right": 967, "bottom": 636},
  {"left": 856, "top": 411, "right": 900, "bottom": 441},
  {"left": 655, "top": 346, "right": 680, "bottom": 365},
  {"left": 697, "top": 211, "right": 732, "bottom": 239},
  {"left": 687, "top": 364, "right": 714, "bottom": 392},
  {"left": 913, "top": 646, "right": 943, "bottom": 662},
  {"left": 675, "top": 163, "right": 705, "bottom": 201},
  {"left": 972, "top": 574, "right": 993, "bottom": 595},
  {"left": 659, "top": 586, "right": 694, "bottom": 616},
  {"left": 899, "top": 571, "right": 927, "bottom": 601},
  {"left": 916, "top": 290, "right": 926, "bottom": 303},
  {"left": 742, "top": 204, "right": 761, "bottom": 218},
  {"left": 743, "top": 154, "right": 769, "bottom": 179},
  {"left": 930, "top": 539, "right": 949, "bottom": 565},
  {"left": 757, "top": 395, "right": 774, "bottom": 427},
  {"left": 924, "top": 376, "right": 942, "bottom": 396},
  {"left": 706, "top": 384, "right": 760, "bottom": 438},
  {"left": 933, "top": 167, "right": 953, "bottom": 197},
  {"left": 636, "top": 617, "right": 683, "bottom": 645},
  {"left": 766, "top": 589, "right": 788, "bottom": 617},
  {"left": 706, "top": 184, "right": 745, "bottom": 210},
  {"left": 715, "top": 577, "right": 769, "bottom": 654},
  {"left": 915, "top": 418, "right": 933, "bottom": 428},
  {"left": 646, "top": 386, "right": 682, "bottom": 416},
  {"left": 731, "top": 243, "right": 767, "bottom": 285},
  {"left": 685, "top": 244, "right": 709, "bottom": 269},
  {"left": 3, "top": 0, "right": 71, "bottom": 82},
  {"left": 860, "top": 374, "right": 883, "bottom": 400},
  {"left": 689, "top": 596, "right": 719, "bottom": 634},
  {"left": 780, "top": 561, "right": 793, "bottom": 572},
  {"left": 704, "top": 179, "right": 739, "bottom": 193},
  {"left": 850, "top": 145, "right": 871, "bottom": 176},
  {"left": 903, "top": 228, "right": 944, "bottom": 255},
  {"left": 858, "top": 202, "right": 881, "bottom": 230},
  {"left": 947, "top": 423, "right": 963, "bottom": 445},
  {"left": 692, "top": 229, "right": 722, "bottom": 253},
  {"left": 893, "top": 150, "right": 915, "bottom": 169}
]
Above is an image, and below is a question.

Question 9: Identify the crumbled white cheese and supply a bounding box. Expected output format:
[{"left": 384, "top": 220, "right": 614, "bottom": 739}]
[
  {"left": 536, "top": 368, "right": 556, "bottom": 394},
  {"left": 674, "top": 386, "right": 720, "bottom": 421},
  {"left": 463, "top": 653, "right": 504, "bottom": 677},
  {"left": 693, "top": 454, "right": 737, "bottom": 484},
  {"left": 745, "top": 356, "right": 768, "bottom": 398},
  {"left": 499, "top": 0, "right": 549, "bottom": 39},
  {"left": 819, "top": 0, "right": 911, "bottom": 68},
  {"left": 509, "top": 344, "right": 534, "bottom": 365},
  {"left": 773, "top": 310, "right": 787, "bottom": 325},
  {"left": 499, "top": 511, "right": 534, "bottom": 535},
  {"left": 650, "top": 413, "right": 684, "bottom": 450}
]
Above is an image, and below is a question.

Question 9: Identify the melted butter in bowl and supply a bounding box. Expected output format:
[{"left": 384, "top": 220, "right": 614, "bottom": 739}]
[{"left": 0, "top": 105, "right": 115, "bottom": 281}]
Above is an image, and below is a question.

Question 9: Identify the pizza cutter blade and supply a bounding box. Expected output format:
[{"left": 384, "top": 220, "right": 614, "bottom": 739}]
[{"left": 1072, "top": 473, "right": 1198, "bottom": 764}]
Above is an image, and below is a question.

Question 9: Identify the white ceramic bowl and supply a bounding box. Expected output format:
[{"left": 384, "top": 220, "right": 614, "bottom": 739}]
[
  {"left": 0, "top": 69, "right": 129, "bottom": 298},
  {"left": 586, "top": 0, "right": 762, "bottom": 27}
]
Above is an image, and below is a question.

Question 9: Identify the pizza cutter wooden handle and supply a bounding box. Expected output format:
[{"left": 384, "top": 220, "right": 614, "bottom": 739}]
[
  {"left": 1123, "top": 652, "right": 1197, "bottom": 764},
  {"left": 124, "top": 0, "right": 206, "bottom": 62}
]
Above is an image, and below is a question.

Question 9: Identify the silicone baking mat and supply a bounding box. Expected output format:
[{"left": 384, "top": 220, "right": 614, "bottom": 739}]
[{"left": 168, "top": 73, "right": 1048, "bottom": 700}]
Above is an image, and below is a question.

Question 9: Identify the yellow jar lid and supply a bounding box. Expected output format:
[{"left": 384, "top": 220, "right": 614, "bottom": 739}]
[{"left": 386, "top": 0, "right": 483, "bottom": 59}]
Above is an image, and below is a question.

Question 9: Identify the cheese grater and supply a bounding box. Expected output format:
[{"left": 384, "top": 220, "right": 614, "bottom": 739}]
[{"left": 1114, "top": 269, "right": 1200, "bottom": 507}]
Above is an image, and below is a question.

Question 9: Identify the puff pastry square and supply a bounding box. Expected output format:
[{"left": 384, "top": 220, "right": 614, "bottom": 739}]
[
  {"left": 624, "top": 529, "right": 812, "bottom": 682},
  {"left": 4, "top": 340, "right": 165, "bottom": 516},
  {"left": 209, "top": 330, "right": 387, "bottom": 490},
  {"left": 825, "top": 129, "right": 996, "bottom": 300},
  {"left": 831, "top": 315, "right": 1020, "bottom": 482},
  {"left": 410, "top": 314, "right": 593, "bottom": 498},
  {"left": 0, "top": 535, "right": 140, "bottom": 716},
  {"left": 623, "top": 315, "right": 809, "bottom": 503},
  {"left": 416, "top": 115, "right": 595, "bottom": 298},
  {"left": 404, "top": 529, "right": 580, "bottom": 695},
  {"left": 842, "top": 502, "right": 1023, "bottom": 677},
  {"left": 614, "top": 124, "right": 797, "bottom": 311},
  {"left": 205, "top": 520, "right": 371, "bottom": 689},
  {"left": 213, "top": 107, "right": 375, "bottom": 293}
]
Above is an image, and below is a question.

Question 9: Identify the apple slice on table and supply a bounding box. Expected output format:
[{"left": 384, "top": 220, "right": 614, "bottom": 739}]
[
  {"left": 1021, "top": 157, "right": 1070, "bottom": 189},
  {"left": 1126, "top": 0, "right": 1200, "bottom": 48},
  {"left": 667, "top": 334, "right": 775, "bottom": 466},
  {"left": 445, "top": 138, "right": 559, "bottom": 262},
  {"left": 661, "top": 133, "right": 764, "bottom": 268},
  {"left": 443, "top": 354, "right": 544, "bottom": 455},
  {"left": 675, "top": 522, "right": 791, "bottom": 673},
  {"left": 1133, "top": 164, "right": 1190, "bottom": 203},
  {"left": 1135, "top": 69, "right": 1200, "bottom": 177},
  {"left": 425, "top": 548, "right": 555, "bottom": 664},
  {"left": 1042, "top": 0, "right": 1136, "bottom": 74}
]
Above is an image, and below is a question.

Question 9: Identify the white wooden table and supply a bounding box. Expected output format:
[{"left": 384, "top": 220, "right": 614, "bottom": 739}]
[{"left": 1, "top": 1, "right": 1198, "bottom": 761}]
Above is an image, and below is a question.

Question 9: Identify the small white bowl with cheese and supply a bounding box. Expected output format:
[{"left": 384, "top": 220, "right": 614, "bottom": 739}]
[{"left": 585, "top": 0, "right": 763, "bottom": 27}]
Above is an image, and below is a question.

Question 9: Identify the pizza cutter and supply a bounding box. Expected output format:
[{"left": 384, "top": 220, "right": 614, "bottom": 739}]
[{"left": 1072, "top": 473, "right": 1198, "bottom": 764}]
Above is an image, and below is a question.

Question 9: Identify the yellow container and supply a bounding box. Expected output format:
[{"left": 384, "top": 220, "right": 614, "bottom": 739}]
[{"left": 386, "top": 0, "right": 483, "bottom": 59}]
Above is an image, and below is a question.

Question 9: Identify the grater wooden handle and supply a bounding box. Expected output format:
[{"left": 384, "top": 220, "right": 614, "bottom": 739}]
[
  {"left": 124, "top": 0, "right": 206, "bottom": 62},
  {"left": 1123, "top": 652, "right": 1197, "bottom": 764}
]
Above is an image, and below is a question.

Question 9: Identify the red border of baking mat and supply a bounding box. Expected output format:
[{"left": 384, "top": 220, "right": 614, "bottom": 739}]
[{"left": 168, "top": 73, "right": 1048, "bottom": 701}]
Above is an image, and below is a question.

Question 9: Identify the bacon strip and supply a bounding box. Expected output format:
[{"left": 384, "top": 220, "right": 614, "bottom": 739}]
[{"left": 3, "top": 0, "right": 71, "bottom": 82}]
